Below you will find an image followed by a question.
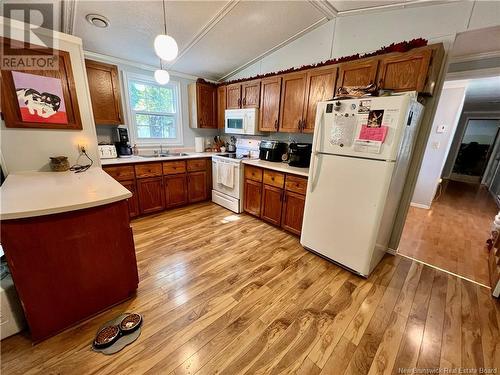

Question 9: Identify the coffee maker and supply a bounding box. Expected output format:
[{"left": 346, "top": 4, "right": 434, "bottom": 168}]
[{"left": 115, "top": 128, "right": 133, "bottom": 157}]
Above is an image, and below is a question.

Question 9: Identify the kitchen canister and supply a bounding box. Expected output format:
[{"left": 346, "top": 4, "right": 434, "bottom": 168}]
[{"left": 195, "top": 137, "right": 205, "bottom": 153}]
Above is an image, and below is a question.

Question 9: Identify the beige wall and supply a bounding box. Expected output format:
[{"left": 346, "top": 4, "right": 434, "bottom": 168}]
[{"left": 0, "top": 17, "right": 100, "bottom": 173}]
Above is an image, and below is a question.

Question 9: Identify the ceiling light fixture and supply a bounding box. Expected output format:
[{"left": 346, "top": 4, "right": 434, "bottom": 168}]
[
  {"left": 86, "top": 14, "right": 110, "bottom": 28},
  {"left": 153, "top": 0, "right": 178, "bottom": 62},
  {"left": 154, "top": 60, "right": 170, "bottom": 85}
]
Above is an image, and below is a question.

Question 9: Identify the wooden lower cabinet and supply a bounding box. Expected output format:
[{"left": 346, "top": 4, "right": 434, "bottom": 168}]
[
  {"left": 105, "top": 159, "right": 210, "bottom": 218},
  {"left": 136, "top": 177, "right": 165, "bottom": 214},
  {"left": 164, "top": 174, "right": 188, "bottom": 208},
  {"left": 261, "top": 184, "right": 283, "bottom": 226},
  {"left": 281, "top": 190, "right": 306, "bottom": 235},
  {"left": 188, "top": 171, "right": 207, "bottom": 203},
  {"left": 243, "top": 166, "right": 307, "bottom": 235},
  {"left": 120, "top": 179, "right": 140, "bottom": 218},
  {"left": 244, "top": 179, "right": 262, "bottom": 217}
]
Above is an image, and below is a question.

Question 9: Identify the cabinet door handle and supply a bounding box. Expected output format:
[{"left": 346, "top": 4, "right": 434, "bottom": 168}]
[
  {"left": 243, "top": 97, "right": 246, "bottom": 106},
  {"left": 274, "top": 119, "right": 278, "bottom": 131},
  {"left": 238, "top": 98, "right": 241, "bottom": 107}
]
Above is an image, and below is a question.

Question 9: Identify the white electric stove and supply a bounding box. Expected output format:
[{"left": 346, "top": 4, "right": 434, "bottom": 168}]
[{"left": 212, "top": 139, "right": 260, "bottom": 213}]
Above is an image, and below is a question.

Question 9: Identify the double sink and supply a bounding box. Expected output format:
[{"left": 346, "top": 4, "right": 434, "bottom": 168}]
[{"left": 140, "top": 152, "right": 190, "bottom": 158}]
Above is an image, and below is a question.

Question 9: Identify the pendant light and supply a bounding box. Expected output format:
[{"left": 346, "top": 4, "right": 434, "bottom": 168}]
[
  {"left": 154, "top": 59, "right": 170, "bottom": 85},
  {"left": 154, "top": 0, "right": 178, "bottom": 61}
]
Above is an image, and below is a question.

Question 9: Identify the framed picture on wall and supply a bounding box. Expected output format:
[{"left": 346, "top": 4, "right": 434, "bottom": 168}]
[{"left": 0, "top": 38, "right": 82, "bottom": 130}]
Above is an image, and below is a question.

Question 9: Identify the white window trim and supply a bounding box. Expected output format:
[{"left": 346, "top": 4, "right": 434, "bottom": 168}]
[{"left": 122, "top": 71, "right": 184, "bottom": 147}]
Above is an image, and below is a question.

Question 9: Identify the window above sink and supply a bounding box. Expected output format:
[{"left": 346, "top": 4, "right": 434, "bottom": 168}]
[{"left": 124, "top": 72, "right": 183, "bottom": 147}]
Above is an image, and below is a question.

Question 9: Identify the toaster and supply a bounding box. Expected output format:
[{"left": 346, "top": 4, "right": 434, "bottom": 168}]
[{"left": 98, "top": 145, "right": 118, "bottom": 159}]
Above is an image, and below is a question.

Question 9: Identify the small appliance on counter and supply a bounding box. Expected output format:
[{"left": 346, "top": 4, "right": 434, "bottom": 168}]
[
  {"left": 98, "top": 144, "right": 118, "bottom": 159},
  {"left": 259, "top": 140, "right": 287, "bottom": 162},
  {"left": 115, "top": 128, "right": 133, "bottom": 158},
  {"left": 288, "top": 143, "right": 312, "bottom": 168}
]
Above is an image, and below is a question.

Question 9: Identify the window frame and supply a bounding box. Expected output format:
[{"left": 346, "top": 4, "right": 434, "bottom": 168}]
[{"left": 123, "top": 71, "right": 183, "bottom": 147}]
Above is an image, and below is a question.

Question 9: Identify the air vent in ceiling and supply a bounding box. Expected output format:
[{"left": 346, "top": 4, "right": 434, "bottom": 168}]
[{"left": 86, "top": 14, "right": 110, "bottom": 28}]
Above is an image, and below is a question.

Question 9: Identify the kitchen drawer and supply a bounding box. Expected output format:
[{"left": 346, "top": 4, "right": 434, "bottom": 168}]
[
  {"left": 285, "top": 175, "right": 308, "bottom": 195},
  {"left": 163, "top": 161, "right": 186, "bottom": 175},
  {"left": 244, "top": 165, "right": 263, "bottom": 182},
  {"left": 104, "top": 165, "right": 135, "bottom": 181},
  {"left": 134, "top": 163, "right": 162, "bottom": 178},
  {"left": 263, "top": 169, "right": 285, "bottom": 188},
  {"left": 187, "top": 158, "right": 207, "bottom": 172}
]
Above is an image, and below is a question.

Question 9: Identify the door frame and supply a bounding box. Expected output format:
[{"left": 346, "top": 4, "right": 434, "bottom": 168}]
[
  {"left": 482, "top": 124, "right": 500, "bottom": 186},
  {"left": 445, "top": 115, "right": 500, "bottom": 181}
]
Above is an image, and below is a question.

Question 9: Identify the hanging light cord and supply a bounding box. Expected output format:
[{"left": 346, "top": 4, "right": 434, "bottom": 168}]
[{"left": 162, "top": 0, "right": 167, "bottom": 35}]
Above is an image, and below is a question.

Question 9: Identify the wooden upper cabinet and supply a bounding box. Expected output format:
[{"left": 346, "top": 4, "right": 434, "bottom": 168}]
[
  {"left": 279, "top": 72, "right": 307, "bottom": 133},
  {"left": 337, "top": 58, "right": 379, "bottom": 91},
  {"left": 303, "top": 66, "right": 337, "bottom": 133},
  {"left": 226, "top": 83, "right": 242, "bottom": 109},
  {"left": 242, "top": 80, "right": 261, "bottom": 108},
  {"left": 197, "top": 83, "right": 217, "bottom": 129},
  {"left": 259, "top": 77, "right": 282, "bottom": 132},
  {"left": 377, "top": 48, "right": 433, "bottom": 93},
  {"left": 85, "top": 59, "right": 123, "bottom": 125},
  {"left": 217, "top": 85, "right": 226, "bottom": 129}
]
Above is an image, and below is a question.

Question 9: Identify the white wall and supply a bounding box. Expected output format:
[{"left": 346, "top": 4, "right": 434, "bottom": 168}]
[
  {"left": 462, "top": 119, "right": 499, "bottom": 144},
  {"left": 0, "top": 17, "right": 99, "bottom": 173},
  {"left": 226, "top": 1, "right": 500, "bottom": 81},
  {"left": 88, "top": 55, "right": 219, "bottom": 151},
  {"left": 411, "top": 84, "right": 467, "bottom": 208}
]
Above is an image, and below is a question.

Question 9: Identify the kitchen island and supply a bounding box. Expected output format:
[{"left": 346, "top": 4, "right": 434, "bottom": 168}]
[{"left": 0, "top": 168, "right": 139, "bottom": 341}]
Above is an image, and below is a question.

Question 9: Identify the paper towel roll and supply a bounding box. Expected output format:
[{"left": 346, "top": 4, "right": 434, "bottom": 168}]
[{"left": 195, "top": 137, "right": 205, "bottom": 153}]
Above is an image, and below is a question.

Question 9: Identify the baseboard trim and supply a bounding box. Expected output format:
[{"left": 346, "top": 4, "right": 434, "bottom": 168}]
[
  {"left": 386, "top": 248, "right": 398, "bottom": 255},
  {"left": 397, "top": 252, "right": 491, "bottom": 290},
  {"left": 410, "top": 202, "right": 431, "bottom": 209}
]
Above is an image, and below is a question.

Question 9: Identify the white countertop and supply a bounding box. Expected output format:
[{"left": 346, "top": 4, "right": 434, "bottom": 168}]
[
  {"left": 101, "top": 152, "right": 219, "bottom": 166},
  {"left": 242, "top": 159, "right": 309, "bottom": 177},
  {"left": 0, "top": 168, "right": 132, "bottom": 220}
]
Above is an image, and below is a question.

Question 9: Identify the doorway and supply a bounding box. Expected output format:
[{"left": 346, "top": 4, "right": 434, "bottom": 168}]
[
  {"left": 398, "top": 74, "right": 500, "bottom": 286},
  {"left": 450, "top": 118, "right": 500, "bottom": 184}
]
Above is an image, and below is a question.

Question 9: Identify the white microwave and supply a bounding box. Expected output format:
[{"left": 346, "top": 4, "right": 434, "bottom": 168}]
[{"left": 225, "top": 108, "right": 261, "bottom": 135}]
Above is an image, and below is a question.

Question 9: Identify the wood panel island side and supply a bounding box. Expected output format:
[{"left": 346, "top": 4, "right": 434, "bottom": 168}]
[{"left": 0, "top": 168, "right": 139, "bottom": 342}]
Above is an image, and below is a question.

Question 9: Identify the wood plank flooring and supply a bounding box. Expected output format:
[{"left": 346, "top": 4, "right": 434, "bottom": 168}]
[
  {"left": 1, "top": 202, "right": 499, "bottom": 374},
  {"left": 398, "top": 180, "right": 497, "bottom": 286}
]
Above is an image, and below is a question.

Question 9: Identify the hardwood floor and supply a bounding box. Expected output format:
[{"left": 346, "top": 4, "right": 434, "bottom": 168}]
[
  {"left": 399, "top": 180, "right": 497, "bottom": 286},
  {"left": 1, "top": 202, "right": 499, "bottom": 374}
]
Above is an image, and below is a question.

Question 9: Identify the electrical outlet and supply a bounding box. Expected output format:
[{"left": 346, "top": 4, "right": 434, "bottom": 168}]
[
  {"left": 78, "top": 144, "right": 86, "bottom": 153},
  {"left": 437, "top": 124, "right": 447, "bottom": 133}
]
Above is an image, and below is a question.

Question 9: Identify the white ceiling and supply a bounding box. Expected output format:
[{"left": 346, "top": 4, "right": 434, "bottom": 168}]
[
  {"left": 463, "top": 76, "right": 500, "bottom": 112},
  {"left": 44, "top": 0, "right": 447, "bottom": 81}
]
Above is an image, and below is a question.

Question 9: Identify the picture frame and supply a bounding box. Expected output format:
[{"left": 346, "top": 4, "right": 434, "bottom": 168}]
[{"left": 0, "top": 38, "right": 82, "bottom": 130}]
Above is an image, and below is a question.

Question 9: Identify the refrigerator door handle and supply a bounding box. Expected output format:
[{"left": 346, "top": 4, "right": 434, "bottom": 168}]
[
  {"left": 309, "top": 110, "right": 324, "bottom": 193},
  {"left": 309, "top": 152, "right": 320, "bottom": 193}
]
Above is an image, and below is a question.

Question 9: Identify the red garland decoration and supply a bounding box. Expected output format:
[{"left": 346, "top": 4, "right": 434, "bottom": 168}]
[{"left": 197, "top": 38, "right": 427, "bottom": 86}]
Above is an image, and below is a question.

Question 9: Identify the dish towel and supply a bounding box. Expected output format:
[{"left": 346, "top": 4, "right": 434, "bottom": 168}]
[{"left": 217, "top": 162, "right": 234, "bottom": 188}]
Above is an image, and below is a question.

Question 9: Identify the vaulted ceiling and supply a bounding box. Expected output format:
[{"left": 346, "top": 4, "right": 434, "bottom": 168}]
[{"left": 4, "top": 0, "right": 448, "bottom": 81}]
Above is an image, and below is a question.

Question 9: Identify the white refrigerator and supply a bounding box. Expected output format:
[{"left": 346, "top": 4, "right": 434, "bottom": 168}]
[{"left": 301, "top": 93, "right": 423, "bottom": 276}]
